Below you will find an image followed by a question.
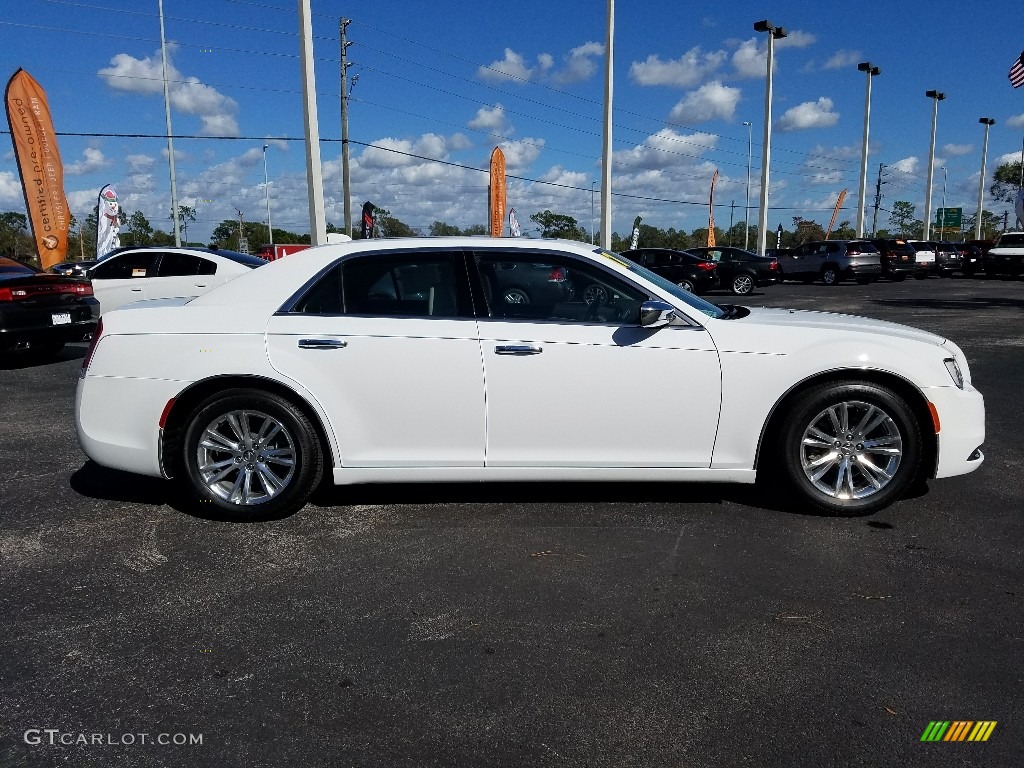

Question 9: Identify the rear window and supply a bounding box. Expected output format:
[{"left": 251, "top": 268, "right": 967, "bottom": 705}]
[
  {"left": 0, "top": 257, "right": 37, "bottom": 277},
  {"left": 846, "top": 242, "right": 878, "bottom": 254},
  {"left": 909, "top": 242, "right": 933, "bottom": 252},
  {"left": 208, "top": 249, "right": 267, "bottom": 269},
  {"left": 997, "top": 233, "right": 1024, "bottom": 247}
]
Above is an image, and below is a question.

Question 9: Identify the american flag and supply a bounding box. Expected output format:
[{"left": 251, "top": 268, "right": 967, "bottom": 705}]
[{"left": 1010, "top": 50, "right": 1024, "bottom": 88}]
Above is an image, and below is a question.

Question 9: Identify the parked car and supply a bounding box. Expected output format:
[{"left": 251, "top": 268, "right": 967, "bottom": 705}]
[
  {"left": 76, "top": 237, "right": 984, "bottom": 520},
  {"left": 619, "top": 248, "right": 719, "bottom": 294},
  {"left": 87, "top": 247, "right": 266, "bottom": 315},
  {"left": 685, "top": 246, "right": 780, "bottom": 295},
  {"left": 954, "top": 243, "right": 984, "bottom": 277},
  {"left": 869, "top": 239, "right": 917, "bottom": 281},
  {"left": 49, "top": 260, "right": 97, "bottom": 278},
  {"left": 983, "top": 231, "right": 1024, "bottom": 277},
  {"left": 906, "top": 241, "right": 938, "bottom": 278},
  {"left": 933, "top": 242, "right": 963, "bottom": 276},
  {"left": 776, "top": 240, "right": 882, "bottom": 285},
  {"left": 482, "top": 260, "right": 574, "bottom": 306},
  {"left": 0, "top": 256, "right": 98, "bottom": 358}
]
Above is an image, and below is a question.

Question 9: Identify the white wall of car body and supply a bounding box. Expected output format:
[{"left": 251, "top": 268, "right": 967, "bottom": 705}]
[{"left": 77, "top": 238, "right": 981, "bottom": 484}]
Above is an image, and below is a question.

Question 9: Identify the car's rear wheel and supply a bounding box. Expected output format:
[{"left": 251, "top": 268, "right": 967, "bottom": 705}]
[
  {"left": 675, "top": 278, "right": 695, "bottom": 293},
  {"left": 731, "top": 273, "right": 755, "bottom": 295},
  {"left": 503, "top": 287, "right": 530, "bottom": 304},
  {"left": 582, "top": 284, "right": 610, "bottom": 305},
  {"left": 777, "top": 381, "right": 921, "bottom": 515},
  {"left": 181, "top": 389, "right": 323, "bottom": 520},
  {"left": 821, "top": 265, "right": 840, "bottom": 285}
]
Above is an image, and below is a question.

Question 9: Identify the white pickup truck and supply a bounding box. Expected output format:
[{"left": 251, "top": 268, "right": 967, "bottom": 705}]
[{"left": 984, "top": 232, "right": 1024, "bottom": 277}]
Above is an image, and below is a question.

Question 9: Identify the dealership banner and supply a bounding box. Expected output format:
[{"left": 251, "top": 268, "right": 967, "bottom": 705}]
[
  {"left": 4, "top": 69, "right": 70, "bottom": 270},
  {"left": 96, "top": 185, "right": 121, "bottom": 257},
  {"left": 508, "top": 208, "right": 521, "bottom": 237},
  {"left": 488, "top": 147, "right": 506, "bottom": 237},
  {"left": 629, "top": 216, "right": 642, "bottom": 249},
  {"left": 360, "top": 201, "right": 376, "bottom": 239},
  {"left": 707, "top": 170, "right": 719, "bottom": 247}
]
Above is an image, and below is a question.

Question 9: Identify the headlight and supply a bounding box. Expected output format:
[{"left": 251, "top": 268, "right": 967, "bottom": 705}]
[{"left": 944, "top": 357, "right": 964, "bottom": 389}]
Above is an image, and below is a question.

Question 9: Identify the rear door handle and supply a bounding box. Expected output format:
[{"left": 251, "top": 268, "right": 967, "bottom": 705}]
[
  {"left": 298, "top": 338, "right": 348, "bottom": 350},
  {"left": 495, "top": 344, "right": 542, "bottom": 355}
]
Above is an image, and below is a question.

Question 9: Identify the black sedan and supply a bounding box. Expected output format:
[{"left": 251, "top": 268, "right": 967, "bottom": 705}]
[
  {"left": 619, "top": 248, "right": 719, "bottom": 294},
  {"left": 0, "top": 256, "right": 99, "bottom": 358},
  {"left": 686, "top": 246, "right": 780, "bottom": 295}
]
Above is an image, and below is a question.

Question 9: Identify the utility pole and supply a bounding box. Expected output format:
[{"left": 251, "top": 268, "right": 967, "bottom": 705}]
[
  {"left": 340, "top": 18, "right": 354, "bottom": 238},
  {"left": 871, "top": 162, "right": 885, "bottom": 237},
  {"left": 1003, "top": 210, "right": 1009, "bottom": 233},
  {"left": 728, "top": 200, "right": 736, "bottom": 245},
  {"left": 236, "top": 208, "right": 247, "bottom": 253}
]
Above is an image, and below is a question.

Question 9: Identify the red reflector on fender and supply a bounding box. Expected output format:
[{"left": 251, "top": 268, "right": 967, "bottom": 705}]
[{"left": 159, "top": 398, "right": 176, "bottom": 429}]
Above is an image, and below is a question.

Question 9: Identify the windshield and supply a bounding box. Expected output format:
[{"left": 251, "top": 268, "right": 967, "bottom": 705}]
[{"left": 597, "top": 249, "right": 726, "bottom": 319}]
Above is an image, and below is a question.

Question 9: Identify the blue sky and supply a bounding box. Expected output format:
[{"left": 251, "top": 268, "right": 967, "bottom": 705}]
[{"left": 2, "top": 0, "right": 1024, "bottom": 243}]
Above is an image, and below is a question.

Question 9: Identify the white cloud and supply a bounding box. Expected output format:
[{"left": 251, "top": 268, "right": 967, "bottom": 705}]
[
  {"left": 777, "top": 97, "right": 839, "bottom": 131},
  {"left": 612, "top": 128, "right": 719, "bottom": 171},
  {"left": 731, "top": 31, "right": 816, "bottom": 78},
  {"left": 668, "top": 81, "right": 741, "bottom": 123},
  {"left": 448, "top": 133, "right": 472, "bottom": 151},
  {"left": 1007, "top": 114, "right": 1024, "bottom": 129},
  {"left": 891, "top": 156, "right": 919, "bottom": 174},
  {"left": 98, "top": 48, "right": 240, "bottom": 136},
  {"left": 468, "top": 104, "right": 510, "bottom": 134},
  {"left": 500, "top": 138, "right": 545, "bottom": 170},
  {"left": 478, "top": 49, "right": 534, "bottom": 82},
  {"left": 942, "top": 143, "right": 973, "bottom": 157},
  {"left": 550, "top": 42, "right": 604, "bottom": 85},
  {"left": 996, "top": 151, "right": 1023, "bottom": 165},
  {"left": 807, "top": 170, "right": 843, "bottom": 185},
  {"left": 629, "top": 47, "right": 727, "bottom": 87},
  {"left": 359, "top": 134, "right": 458, "bottom": 170},
  {"left": 823, "top": 49, "right": 862, "bottom": 70},
  {"left": 0, "top": 171, "right": 22, "bottom": 204},
  {"left": 126, "top": 154, "right": 154, "bottom": 173},
  {"left": 65, "top": 147, "right": 110, "bottom": 176}
]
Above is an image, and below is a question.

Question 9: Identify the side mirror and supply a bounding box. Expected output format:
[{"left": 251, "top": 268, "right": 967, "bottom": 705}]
[{"left": 639, "top": 300, "right": 677, "bottom": 329}]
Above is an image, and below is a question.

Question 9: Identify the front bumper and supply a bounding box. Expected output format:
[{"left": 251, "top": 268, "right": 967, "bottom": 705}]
[{"left": 927, "top": 384, "right": 985, "bottom": 479}]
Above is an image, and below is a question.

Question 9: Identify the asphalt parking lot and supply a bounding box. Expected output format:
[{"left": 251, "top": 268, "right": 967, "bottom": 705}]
[{"left": 1, "top": 275, "right": 1022, "bottom": 767}]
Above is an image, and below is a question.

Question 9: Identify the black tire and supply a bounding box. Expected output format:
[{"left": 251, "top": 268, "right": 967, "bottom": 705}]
[
  {"left": 675, "top": 278, "right": 696, "bottom": 293},
  {"left": 776, "top": 381, "right": 921, "bottom": 516},
  {"left": 502, "top": 287, "right": 530, "bottom": 304},
  {"left": 180, "top": 389, "right": 323, "bottom": 520},
  {"left": 731, "top": 272, "right": 755, "bottom": 295},
  {"left": 821, "top": 265, "right": 840, "bottom": 286}
]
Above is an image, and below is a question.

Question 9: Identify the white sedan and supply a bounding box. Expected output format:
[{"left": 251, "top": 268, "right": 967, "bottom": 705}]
[
  {"left": 75, "top": 237, "right": 985, "bottom": 519},
  {"left": 88, "top": 246, "right": 266, "bottom": 314}
]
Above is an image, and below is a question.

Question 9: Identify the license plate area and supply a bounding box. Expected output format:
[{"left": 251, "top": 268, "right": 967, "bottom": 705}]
[{"left": 52, "top": 312, "right": 72, "bottom": 325}]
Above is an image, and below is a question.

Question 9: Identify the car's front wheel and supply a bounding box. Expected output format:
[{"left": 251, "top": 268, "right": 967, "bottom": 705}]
[
  {"left": 777, "top": 381, "right": 921, "bottom": 515},
  {"left": 731, "top": 273, "right": 755, "bottom": 295},
  {"left": 675, "top": 278, "right": 696, "bottom": 293},
  {"left": 181, "top": 389, "right": 323, "bottom": 520}
]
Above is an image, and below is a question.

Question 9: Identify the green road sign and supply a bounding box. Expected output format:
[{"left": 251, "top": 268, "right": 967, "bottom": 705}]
[{"left": 936, "top": 207, "right": 962, "bottom": 228}]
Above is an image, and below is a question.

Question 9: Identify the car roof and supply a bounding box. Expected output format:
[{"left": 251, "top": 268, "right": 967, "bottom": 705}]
[
  {"left": 188, "top": 237, "right": 609, "bottom": 310},
  {"left": 96, "top": 245, "right": 266, "bottom": 269}
]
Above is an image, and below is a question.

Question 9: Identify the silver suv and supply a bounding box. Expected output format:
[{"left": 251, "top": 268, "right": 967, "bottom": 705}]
[{"left": 778, "top": 240, "right": 883, "bottom": 285}]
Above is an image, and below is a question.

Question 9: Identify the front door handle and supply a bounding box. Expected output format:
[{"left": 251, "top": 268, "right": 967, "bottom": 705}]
[
  {"left": 298, "top": 338, "right": 348, "bottom": 350},
  {"left": 495, "top": 344, "right": 542, "bottom": 355}
]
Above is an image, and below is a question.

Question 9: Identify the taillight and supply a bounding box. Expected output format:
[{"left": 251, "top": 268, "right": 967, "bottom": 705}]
[
  {"left": 0, "top": 281, "right": 92, "bottom": 300},
  {"left": 769, "top": 261, "right": 779, "bottom": 270},
  {"left": 547, "top": 267, "right": 566, "bottom": 282},
  {"left": 695, "top": 262, "right": 715, "bottom": 271},
  {"left": 80, "top": 317, "right": 103, "bottom": 378}
]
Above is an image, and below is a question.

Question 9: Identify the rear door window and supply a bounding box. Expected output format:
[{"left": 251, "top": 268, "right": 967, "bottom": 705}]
[{"left": 90, "top": 252, "right": 159, "bottom": 279}]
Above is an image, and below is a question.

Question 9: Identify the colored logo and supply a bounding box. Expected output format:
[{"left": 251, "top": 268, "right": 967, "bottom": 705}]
[{"left": 921, "top": 721, "right": 996, "bottom": 742}]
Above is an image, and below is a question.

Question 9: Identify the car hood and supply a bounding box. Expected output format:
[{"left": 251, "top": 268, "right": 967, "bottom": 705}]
[{"left": 730, "top": 306, "right": 947, "bottom": 346}]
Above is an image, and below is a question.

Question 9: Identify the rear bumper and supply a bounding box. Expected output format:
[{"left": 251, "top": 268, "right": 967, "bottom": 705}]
[{"left": 0, "top": 298, "right": 98, "bottom": 350}]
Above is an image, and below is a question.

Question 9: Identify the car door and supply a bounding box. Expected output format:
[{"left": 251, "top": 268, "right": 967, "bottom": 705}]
[
  {"left": 89, "top": 251, "right": 159, "bottom": 313},
  {"left": 472, "top": 249, "right": 722, "bottom": 468},
  {"left": 266, "top": 249, "right": 485, "bottom": 467},
  {"left": 150, "top": 251, "right": 219, "bottom": 300}
]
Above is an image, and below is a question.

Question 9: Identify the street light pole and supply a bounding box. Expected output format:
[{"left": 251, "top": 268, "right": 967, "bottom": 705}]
[
  {"left": 262, "top": 144, "right": 274, "bottom": 247},
  {"left": 976, "top": 118, "right": 995, "bottom": 239},
  {"left": 590, "top": 181, "right": 596, "bottom": 244},
  {"left": 923, "top": 90, "right": 945, "bottom": 241},
  {"left": 939, "top": 166, "right": 947, "bottom": 237},
  {"left": 743, "top": 121, "right": 752, "bottom": 250},
  {"left": 856, "top": 62, "right": 880, "bottom": 238},
  {"left": 754, "top": 20, "right": 787, "bottom": 258}
]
